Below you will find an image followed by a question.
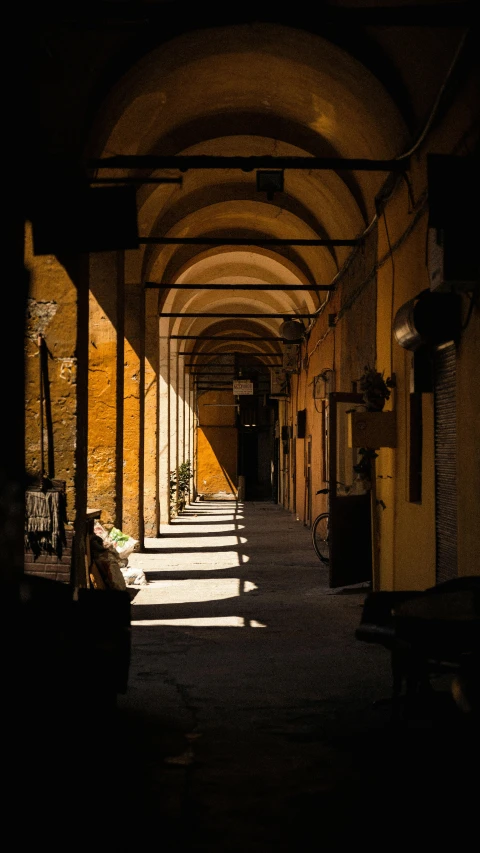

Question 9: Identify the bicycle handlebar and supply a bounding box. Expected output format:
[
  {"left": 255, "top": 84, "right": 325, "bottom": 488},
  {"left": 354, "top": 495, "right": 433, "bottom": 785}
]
[{"left": 316, "top": 481, "right": 348, "bottom": 495}]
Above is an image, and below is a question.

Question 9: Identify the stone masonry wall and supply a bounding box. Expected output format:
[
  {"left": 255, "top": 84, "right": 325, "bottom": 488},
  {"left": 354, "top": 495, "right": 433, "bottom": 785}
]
[{"left": 24, "top": 529, "right": 73, "bottom": 583}]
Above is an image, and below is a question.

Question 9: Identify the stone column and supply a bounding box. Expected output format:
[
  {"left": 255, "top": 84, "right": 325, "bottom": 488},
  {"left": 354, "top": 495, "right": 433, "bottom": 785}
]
[
  {"left": 24, "top": 223, "right": 89, "bottom": 586},
  {"left": 88, "top": 252, "right": 124, "bottom": 527},
  {"left": 185, "top": 371, "right": 193, "bottom": 501},
  {"left": 169, "top": 339, "right": 179, "bottom": 519},
  {"left": 123, "top": 281, "right": 143, "bottom": 540},
  {"left": 178, "top": 350, "right": 185, "bottom": 468},
  {"left": 192, "top": 377, "right": 198, "bottom": 500},
  {"left": 144, "top": 288, "right": 160, "bottom": 537},
  {"left": 158, "top": 318, "right": 170, "bottom": 525}
]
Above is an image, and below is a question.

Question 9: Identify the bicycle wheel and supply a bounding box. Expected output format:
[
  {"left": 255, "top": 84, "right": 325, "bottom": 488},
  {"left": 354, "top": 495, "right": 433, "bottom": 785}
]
[{"left": 312, "top": 513, "right": 329, "bottom": 564}]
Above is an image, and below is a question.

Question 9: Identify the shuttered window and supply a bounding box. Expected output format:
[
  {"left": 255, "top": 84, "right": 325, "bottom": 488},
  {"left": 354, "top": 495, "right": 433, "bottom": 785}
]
[{"left": 433, "top": 342, "right": 457, "bottom": 583}]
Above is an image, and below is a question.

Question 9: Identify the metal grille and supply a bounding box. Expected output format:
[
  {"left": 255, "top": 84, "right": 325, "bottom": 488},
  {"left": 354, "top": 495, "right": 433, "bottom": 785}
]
[{"left": 433, "top": 342, "right": 457, "bottom": 582}]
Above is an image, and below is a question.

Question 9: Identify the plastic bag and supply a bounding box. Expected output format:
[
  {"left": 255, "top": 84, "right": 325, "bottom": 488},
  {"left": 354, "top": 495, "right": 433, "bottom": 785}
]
[
  {"left": 105, "top": 526, "right": 139, "bottom": 558},
  {"left": 90, "top": 534, "right": 127, "bottom": 591},
  {"left": 108, "top": 527, "right": 130, "bottom": 546},
  {"left": 121, "top": 566, "right": 148, "bottom": 587},
  {"left": 93, "top": 520, "right": 110, "bottom": 542},
  {"left": 93, "top": 522, "right": 138, "bottom": 559},
  {"left": 113, "top": 536, "right": 138, "bottom": 558}
]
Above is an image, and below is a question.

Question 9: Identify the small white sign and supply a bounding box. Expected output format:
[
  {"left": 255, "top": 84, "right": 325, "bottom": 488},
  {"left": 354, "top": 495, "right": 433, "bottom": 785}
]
[{"left": 233, "top": 380, "right": 254, "bottom": 395}]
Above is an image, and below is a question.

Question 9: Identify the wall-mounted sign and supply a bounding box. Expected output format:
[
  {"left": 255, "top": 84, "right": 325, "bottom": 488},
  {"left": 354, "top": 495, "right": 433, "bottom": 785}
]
[{"left": 233, "top": 379, "right": 254, "bottom": 395}]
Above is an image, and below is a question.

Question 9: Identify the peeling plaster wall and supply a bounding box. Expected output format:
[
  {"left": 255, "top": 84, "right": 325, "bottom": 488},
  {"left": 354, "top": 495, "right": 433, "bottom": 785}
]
[
  {"left": 88, "top": 253, "right": 124, "bottom": 527},
  {"left": 143, "top": 290, "right": 160, "bottom": 536},
  {"left": 24, "top": 11, "right": 479, "bottom": 591},
  {"left": 123, "top": 282, "right": 143, "bottom": 539},
  {"left": 24, "top": 224, "right": 78, "bottom": 527}
]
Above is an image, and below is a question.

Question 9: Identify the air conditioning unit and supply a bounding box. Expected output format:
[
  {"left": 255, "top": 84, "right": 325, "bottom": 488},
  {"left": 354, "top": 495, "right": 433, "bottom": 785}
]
[
  {"left": 428, "top": 226, "right": 479, "bottom": 293},
  {"left": 427, "top": 154, "right": 479, "bottom": 293},
  {"left": 393, "top": 290, "right": 461, "bottom": 351}
]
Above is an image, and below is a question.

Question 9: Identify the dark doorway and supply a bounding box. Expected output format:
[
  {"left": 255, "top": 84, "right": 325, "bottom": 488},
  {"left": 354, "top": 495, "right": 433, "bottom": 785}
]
[{"left": 237, "top": 395, "right": 277, "bottom": 501}]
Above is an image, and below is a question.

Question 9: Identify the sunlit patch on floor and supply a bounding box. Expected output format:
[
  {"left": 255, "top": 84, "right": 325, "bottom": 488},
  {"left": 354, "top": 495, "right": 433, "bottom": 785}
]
[
  {"left": 131, "top": 616, "right": 267, "bottom": 627},
  {"left": 129, "top": 553, "right": 251, "bottom": 570},
  {"left": 131, "top": 577, "right": 258, "bottom": 604}
]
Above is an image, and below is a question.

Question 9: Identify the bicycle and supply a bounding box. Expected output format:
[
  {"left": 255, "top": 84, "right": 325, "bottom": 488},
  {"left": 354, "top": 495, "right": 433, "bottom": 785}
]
[
  {"left": 312, "top": 488, "right": 330, "bottom": 564},
  {"left": 311, "top": 482, "right": 350, "bottom": 564}
]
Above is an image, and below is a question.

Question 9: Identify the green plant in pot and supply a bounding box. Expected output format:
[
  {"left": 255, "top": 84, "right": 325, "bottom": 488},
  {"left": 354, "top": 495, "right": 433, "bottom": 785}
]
[
  {"left": 170, "top": 460, "right": 192, "bottom": 516},
  {"left": 177, "top": 460, "right": 192, "bottom": 512},
  {"left": 352, "top": 448, "right": 387, "bottom": 509},
  {"left": 358, "top": 365, "right": 393, "bottom": 411},
  {"left": 353, "top": 447, "right": 378, "bottom": 478}
]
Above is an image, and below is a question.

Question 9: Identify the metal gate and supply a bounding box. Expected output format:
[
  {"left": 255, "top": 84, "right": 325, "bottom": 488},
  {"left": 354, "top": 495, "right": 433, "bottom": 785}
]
[{"left": 434, "top": 341, "right": 458, "bottom": 583}]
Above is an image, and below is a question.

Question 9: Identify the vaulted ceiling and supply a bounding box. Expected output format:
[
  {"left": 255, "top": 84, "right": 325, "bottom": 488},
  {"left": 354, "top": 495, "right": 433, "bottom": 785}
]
[{"left": 27, "top": 3, "right": 476, "bottom": 369}]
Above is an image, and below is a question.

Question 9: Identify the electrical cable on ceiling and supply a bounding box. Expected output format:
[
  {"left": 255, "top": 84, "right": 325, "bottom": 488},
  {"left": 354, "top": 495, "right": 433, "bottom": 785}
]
[
  {"left": 382, "top": 210, "right": 395, "bottom": 380},
  {"left": 396, "top": 30, "right": 470, "bottom": 162},
  {"left": 305, "top": 26, "right": 472, "bottom": 343}
]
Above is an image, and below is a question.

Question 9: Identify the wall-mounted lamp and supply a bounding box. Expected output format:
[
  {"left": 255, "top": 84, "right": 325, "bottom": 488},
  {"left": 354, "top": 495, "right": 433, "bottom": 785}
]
[
  {"left": 280, "top": 318, "right": 305, "bottom": 342},
  {"left": 313, "top": 368, "right": 334, "bottom": 400}
]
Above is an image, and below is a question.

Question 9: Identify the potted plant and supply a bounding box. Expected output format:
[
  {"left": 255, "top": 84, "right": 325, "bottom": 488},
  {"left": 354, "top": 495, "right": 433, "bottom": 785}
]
[
  {"left": 170, "top": 460, "right": 192, "bottom": 517},
  {"left": 177, "top": 460, "right": 192, "bottom": 513},
  {"left": 357, "top": 365, "right": 394, "bottom": 412}
]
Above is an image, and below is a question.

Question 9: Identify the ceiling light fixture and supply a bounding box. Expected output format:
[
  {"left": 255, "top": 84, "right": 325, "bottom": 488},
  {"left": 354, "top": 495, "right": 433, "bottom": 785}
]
[{"left": 256, "top": 169, "right": 284, "bottom": 200}]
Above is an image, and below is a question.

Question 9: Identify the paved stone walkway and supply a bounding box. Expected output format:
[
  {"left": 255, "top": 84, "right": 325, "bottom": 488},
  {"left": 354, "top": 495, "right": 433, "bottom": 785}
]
[{"left": 108, "top": 500, "right": 477, "bottom": 850}]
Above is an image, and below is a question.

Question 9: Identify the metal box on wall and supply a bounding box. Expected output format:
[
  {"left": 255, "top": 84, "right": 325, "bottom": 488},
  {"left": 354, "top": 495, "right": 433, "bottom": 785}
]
[{"left": 348, "top": 410, "right": 396, "bottom": 448}]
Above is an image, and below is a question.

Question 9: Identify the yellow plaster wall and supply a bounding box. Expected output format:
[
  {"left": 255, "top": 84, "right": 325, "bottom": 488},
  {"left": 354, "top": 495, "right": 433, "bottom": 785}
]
[
  {"left": 282, "top": 391, "right": 295, "bottom": 514},
  {"left": 306, "top": 326, "right": 335, "bottom": 521},
  {"left": 376, "top": 190, "right": 436, "bottom": 591},
  {"left": 24, "top": 222, "right": 78, "bottom": 523},
  {"left": 143, "top": 291, "right": 159, "bottom": 536},
  {"left": 88, "top": 253, "right": 122, "bottom": 526},
  {"left": 196, "top": 391, "right": 237, "bottom": 497},
  {"left": 375, "top": 94, "right": 479, "bottom": 588},
  {"left": 294, "top": 365, "right": 308, "bottom": 522},
  {"left": 123, "top": 282, "right": 142, "bottom": 539}
]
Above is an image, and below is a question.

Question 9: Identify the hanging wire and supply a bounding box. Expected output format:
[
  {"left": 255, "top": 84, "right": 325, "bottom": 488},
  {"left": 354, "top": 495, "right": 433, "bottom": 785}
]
[
  {"left": 395, "top": 30, "right": 470, "bottom": 162},
  {"left": 382, "top": 210, "right": 395, "bottom": 380},
  {"left": 306, "top": 26, "right": 472, "bottom": 345},
  {"left": 461, "top": 288, "right": 479, "bottom": 331}
]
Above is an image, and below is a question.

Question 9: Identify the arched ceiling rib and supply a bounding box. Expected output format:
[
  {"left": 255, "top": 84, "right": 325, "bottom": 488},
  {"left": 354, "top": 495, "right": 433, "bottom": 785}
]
[
  {"left": 135, "top": 130, "right": 370, "bottom": 231},
  {"left": 137, "top": 136, "right": 366, "bottom": 285},
  {"left": 159, "top": 243, "right": 322, "bottom": 293},
  {"left": 159, "top": 245, "right": 319, "bottom": 301},
  {"left": 176, "top": 253, "right": 308, "bottom": 286},
  {"left": 96, "top": 23, "right": 407, "bottom": 167}
]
